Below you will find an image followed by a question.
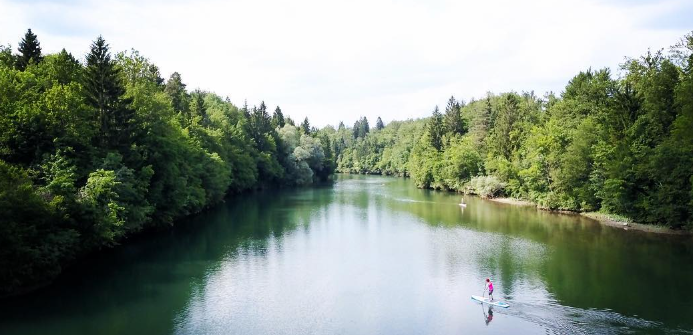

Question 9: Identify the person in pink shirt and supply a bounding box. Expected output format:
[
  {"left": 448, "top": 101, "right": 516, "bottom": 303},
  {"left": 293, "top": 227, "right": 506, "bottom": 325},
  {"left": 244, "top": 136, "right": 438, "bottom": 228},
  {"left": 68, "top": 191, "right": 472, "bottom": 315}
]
[{"left": 485, "top": 278, "right": 494, "bottom": 301}]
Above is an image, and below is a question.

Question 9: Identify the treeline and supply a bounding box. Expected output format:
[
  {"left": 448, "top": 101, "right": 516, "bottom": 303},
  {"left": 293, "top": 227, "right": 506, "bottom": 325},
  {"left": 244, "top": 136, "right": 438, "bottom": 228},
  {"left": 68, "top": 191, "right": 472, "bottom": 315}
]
[
  {"left": 336, "top": 32, "right": 693, "bottom": 229},
  {"left": 0, "top": 30, "right": 335, "bottom": 296}
]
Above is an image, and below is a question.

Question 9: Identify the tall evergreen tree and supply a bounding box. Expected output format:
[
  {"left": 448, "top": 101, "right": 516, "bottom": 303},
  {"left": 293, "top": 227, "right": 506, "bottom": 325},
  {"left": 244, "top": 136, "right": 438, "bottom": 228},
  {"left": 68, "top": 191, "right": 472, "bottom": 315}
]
[
  {"left": 301, "top": 117, "right": 311, "bottom": 134},
  {"left": 429, "top": 106, "right": 444, "bottom": 150},
  {"left": 359, "top": 117, "right": 370, "bottom": 136},
  {"left": 338, "top": 121, "right": 345, "bottom": 130},
  {"left": 16, "top": 29, "right": 43, "bottom": 71},
  {"left": 272, "top": 106, "right": 285, "bottom": 128},
  {"left": 353, "top": 119, "right": 361, "bottom": 138},
  {"left": 190, "top": 89, "right": 207, "bottom": 125},
  {"left": 376, "top": 117, "right": 385, "bottom": 130},
  {"left": 83, "top": 36, "right": 133, "bottom": 150},
  {"left": 241, "top": 100, "right": 250, "bottom": 119},
  {"left": 444, "top": 95, "right": 465, "bottom": 135},
  {"left": 165, "top": 72, "right": 188, "bottom": 114}
]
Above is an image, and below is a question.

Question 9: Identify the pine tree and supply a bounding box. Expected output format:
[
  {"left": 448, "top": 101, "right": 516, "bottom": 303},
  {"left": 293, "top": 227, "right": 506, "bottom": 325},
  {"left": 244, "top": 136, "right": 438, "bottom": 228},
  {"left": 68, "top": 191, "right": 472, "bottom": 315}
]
[
  {"left": 444, "top": 95, "right": 465, "bottom": 135},
  {"left": 272, "top": 106, "right": 285, "bottom": 128},
  {"left": 242, "top": 100, "right": 250, "bottom": 119},
  {"left": 361, "top": 117, "right": 370, "bottom": 136},
  {"left": 83, "top": 36, "right": 133, "bottom": 150},
  {"left": 429, "top": 105, "right": 444, "bottom": 150},
  {"left": 251, "top": 101, "right": 271, "bottom": 135},
  {"left": 165, "top": 72, "right": 189, "bottom": 114},
  {"left": 301, "top": 117, "right": 311, "bottom": 134},
  {"left": 353, "top": 119, "right": 361, "bottom": 138},
  {"left": 16, "top": 29, "right": 43, "bottom": 71},
  {"left": 376, "top": 117, "right": 385, "bottom": 130},
  {"left": 190, "top": 89, "right": 207, "bottom": 125},
  {"left": 338, "top": 121, "right": 345, "bottom": 130}
]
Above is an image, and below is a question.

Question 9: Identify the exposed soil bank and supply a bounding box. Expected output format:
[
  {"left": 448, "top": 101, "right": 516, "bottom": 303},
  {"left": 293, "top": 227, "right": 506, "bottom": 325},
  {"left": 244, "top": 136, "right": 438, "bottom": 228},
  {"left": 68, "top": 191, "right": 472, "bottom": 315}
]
[{"left": 486, "top": 197, "right": 691, "bottom": 235}]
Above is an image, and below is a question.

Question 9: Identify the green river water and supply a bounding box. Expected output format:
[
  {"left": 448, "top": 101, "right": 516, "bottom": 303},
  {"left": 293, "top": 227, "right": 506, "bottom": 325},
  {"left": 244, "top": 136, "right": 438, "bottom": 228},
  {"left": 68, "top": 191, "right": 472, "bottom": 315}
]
[{"left": 1, "top": 174, "right": 692, "bottom": 334}]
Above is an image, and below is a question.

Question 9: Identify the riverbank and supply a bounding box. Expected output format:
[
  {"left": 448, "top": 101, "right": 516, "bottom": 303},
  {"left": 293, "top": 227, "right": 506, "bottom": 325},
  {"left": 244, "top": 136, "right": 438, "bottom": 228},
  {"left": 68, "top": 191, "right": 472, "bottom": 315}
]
[
  {"left": 487, "top": 197, "right": 534, "bottom": 206},
  {"left": 487, "top": 197, "right": 691, "bottom": 235}
]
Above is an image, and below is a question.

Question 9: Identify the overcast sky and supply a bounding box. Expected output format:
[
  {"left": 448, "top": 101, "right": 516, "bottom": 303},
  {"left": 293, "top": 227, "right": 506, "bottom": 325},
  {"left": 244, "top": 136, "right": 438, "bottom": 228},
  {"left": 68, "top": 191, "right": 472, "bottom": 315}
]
[{"left": 1, "top": 0, "right": 691, "bottom": 127}]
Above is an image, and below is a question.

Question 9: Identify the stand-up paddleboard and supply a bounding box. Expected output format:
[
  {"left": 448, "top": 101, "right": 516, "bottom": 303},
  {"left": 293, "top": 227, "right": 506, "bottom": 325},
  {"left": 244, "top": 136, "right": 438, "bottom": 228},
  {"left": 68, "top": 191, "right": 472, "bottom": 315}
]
[{"left": 471, "top": 295, "right": 510, "bottom": 308}]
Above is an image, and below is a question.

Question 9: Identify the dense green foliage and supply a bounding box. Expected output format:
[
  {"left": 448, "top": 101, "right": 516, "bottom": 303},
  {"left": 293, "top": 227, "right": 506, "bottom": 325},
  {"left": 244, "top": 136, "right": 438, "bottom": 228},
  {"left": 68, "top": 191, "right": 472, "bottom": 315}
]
[
  {"left": 337, "top": 32, "right": 693, "bottom": 229},
  {"left": 0, "top": 30, "right": 335, "bottom": 296}
]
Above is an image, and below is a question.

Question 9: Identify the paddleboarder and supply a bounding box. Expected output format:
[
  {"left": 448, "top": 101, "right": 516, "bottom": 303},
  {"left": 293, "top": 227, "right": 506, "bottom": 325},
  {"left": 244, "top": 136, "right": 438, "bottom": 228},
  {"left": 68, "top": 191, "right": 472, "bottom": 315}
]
[{"left": 485, "top": 278, "right": 494, "bottom": 301}]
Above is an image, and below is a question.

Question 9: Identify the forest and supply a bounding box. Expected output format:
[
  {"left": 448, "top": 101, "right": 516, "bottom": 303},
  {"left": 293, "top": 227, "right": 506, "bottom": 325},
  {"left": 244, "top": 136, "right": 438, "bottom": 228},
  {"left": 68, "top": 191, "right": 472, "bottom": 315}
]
[
  {"left": 0, "top": 30, "right": 335, "bottom": 296},
  {"left": 2, "top": 28, "right": 692, "bottom": 297},
  {"left": 336, "top": 32, "right": 693, "bottom": 231}
]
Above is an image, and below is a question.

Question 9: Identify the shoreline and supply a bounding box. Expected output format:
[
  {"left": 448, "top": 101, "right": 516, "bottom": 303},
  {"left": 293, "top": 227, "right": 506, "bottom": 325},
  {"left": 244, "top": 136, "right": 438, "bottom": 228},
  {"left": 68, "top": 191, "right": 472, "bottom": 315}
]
[{"left": 487, "top": 197, "right": 691, "bottom": 235}]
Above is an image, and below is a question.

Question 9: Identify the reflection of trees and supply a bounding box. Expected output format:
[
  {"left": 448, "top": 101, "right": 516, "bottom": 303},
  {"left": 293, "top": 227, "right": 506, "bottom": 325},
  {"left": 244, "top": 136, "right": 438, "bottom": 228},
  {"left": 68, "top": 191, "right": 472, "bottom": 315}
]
[
  {"left": 0, "top": 187, "right": 334, "bottom": 335},
  {"left": 375, "top": 182, "right": 693, "bottom": 328}
]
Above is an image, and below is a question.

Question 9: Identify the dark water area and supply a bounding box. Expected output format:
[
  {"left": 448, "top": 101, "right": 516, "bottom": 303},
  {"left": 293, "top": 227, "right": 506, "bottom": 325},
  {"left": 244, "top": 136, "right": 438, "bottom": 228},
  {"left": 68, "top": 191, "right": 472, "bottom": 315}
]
[{"left": 1, "top": 174, "right": 692, "bottom": 334}]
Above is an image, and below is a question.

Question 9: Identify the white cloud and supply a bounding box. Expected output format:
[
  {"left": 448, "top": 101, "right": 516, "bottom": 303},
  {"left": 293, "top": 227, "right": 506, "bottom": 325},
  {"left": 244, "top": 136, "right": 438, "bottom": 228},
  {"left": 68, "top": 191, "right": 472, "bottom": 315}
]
[{"left": 0, "top": 0, "right": 690, "bottom": 126}]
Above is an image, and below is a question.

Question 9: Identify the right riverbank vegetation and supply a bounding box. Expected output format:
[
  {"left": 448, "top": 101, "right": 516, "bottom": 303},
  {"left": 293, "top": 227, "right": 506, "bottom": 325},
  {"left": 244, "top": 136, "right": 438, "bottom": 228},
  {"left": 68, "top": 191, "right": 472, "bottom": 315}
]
[{"left": 335, "top": 32, "right": 693, "bottom": 232}]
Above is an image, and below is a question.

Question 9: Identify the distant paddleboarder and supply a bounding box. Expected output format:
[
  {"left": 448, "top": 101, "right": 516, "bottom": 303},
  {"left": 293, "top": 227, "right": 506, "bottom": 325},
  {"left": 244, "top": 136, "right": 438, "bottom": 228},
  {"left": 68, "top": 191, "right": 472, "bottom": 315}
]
[{"left": 485, "top": 278, "right": 494, "bottom": 301}]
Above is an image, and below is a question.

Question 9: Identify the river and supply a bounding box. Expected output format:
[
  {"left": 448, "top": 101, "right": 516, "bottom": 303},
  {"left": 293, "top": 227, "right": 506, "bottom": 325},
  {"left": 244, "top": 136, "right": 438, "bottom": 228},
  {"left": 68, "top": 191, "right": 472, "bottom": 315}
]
[{"left": 1, "top": 174, "right": 692, "bottom": 334}]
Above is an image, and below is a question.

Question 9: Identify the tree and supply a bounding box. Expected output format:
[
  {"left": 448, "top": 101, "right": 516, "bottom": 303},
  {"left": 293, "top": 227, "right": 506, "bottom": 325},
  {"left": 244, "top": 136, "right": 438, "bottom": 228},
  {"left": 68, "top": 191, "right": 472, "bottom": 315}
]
[
  {"left": 190, "top": 89, "right": 207, "bottom": 125},
  {"left": 16, "top": 29, "right": 43, "bottom": 71},
  {"left": 301, "top": 117, "right": 311, "bottom": 134},
  {"left": 272, "top": 106, "right": 285, "bottom": 128},
  {"left": 444, "top": 95, "right": 465, "bottom": 135},
  {"left": 353, "top": 119, "right": 361, "bottom": 138},
  {"left": 165, "top": 72, "right": 188, "bottom": 114},
  {"left": 0, "top": 44, "right": 15, "bottom": 68},
  {"left": 360, "top": 116, "right": 370, "bottom": 136},
  {"left": 429, "top": 106, "right": 444, "bottom": 151},
  {"left": 376, "top": 117, "right": 385, "bottom": 130},
  {"left": 83, "top": 36, "right": 133, "bottom": 150}
]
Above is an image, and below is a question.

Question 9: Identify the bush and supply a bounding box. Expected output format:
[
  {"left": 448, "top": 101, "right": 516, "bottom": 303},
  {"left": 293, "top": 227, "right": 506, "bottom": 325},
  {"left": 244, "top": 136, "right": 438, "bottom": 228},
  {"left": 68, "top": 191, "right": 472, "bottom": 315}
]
[{"left": 465, "top": 175, "right": 507, "bottom": 198}]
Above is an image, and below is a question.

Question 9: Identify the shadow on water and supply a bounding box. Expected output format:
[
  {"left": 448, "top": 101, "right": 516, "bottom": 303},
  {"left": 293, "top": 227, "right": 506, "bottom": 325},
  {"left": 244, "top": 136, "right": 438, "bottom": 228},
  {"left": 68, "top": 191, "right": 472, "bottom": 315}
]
[{"left": 0, "top": 186, "right": 335, "bottom": 335}]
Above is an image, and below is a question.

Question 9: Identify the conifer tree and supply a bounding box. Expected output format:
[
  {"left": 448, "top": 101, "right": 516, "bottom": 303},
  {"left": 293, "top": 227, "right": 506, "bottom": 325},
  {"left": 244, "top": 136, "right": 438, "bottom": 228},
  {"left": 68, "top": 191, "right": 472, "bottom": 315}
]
[
  {"left": 190, "top": 89, "right": 207, "bottom": 125},
  {"left": 353, "top": 119, "right": 361, "bottom": 138},
  {"left": 338, "top": 121, "right": 345, "bottom": 130},
  {"left": 242, "top": 100, "right": 250, "bottom": 119},
  {"left": 376, "top": 117, "right": 385, "bottom": 130},
  {"left": 301, "top": 117, "right": 311, "bottom": 134},
  {"left": 360, "top": 116, "right": 370, "bottom": 136},
  {"left": 165, "top": 72, "right": 188, "bottom": 114},
  {"left": 272, "top": 106, "right": 285, "bottom": 128},
  {"left": 83, "top": 36, "right": 133, "bottom": 150},
  {"left": 444, "top": 95, "right": 465, "bottom": 135},
  {"left": 429, "top": 105, "right": 444, "bottom": 150},
  {"left": 253, "top": 101, "right": 271, "bottom": 133},
  {"left": 16, "top": 29, "right": 43, "bottom": 70}
]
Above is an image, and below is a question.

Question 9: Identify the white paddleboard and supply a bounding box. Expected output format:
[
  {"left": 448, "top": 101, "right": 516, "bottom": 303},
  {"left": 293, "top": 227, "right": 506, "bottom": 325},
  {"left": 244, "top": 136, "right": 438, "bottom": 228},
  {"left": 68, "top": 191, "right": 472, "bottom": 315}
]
[{"left": 471, "top": 295, "right": 510, "bottom": 308}]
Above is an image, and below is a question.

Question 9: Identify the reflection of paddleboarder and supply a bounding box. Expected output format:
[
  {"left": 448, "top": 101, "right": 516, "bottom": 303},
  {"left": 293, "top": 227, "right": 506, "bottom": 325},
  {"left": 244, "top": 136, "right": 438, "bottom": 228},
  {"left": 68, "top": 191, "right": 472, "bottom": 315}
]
[{"left": 482, "top": 305, "right": 494, "bottom": 325}]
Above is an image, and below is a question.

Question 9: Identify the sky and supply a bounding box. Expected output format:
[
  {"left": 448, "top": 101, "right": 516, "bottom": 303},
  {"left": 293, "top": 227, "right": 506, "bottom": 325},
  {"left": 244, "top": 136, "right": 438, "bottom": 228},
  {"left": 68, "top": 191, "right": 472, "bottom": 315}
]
[{"left": 0, "top": 0, "right": 691, "bottom": 127}]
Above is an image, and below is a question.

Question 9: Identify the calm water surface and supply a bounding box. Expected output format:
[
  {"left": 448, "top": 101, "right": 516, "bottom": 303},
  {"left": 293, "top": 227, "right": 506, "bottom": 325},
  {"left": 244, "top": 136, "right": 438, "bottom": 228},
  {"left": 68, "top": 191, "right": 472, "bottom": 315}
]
[{"left": 1, "top": 175, "right": 692, "bottom": 334}]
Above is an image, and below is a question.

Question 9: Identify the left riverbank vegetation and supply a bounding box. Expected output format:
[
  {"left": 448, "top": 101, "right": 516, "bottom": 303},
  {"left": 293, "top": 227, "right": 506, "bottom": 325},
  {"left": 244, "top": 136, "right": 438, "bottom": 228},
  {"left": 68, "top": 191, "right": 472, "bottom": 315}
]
[
  {"left": 0, "top": 30, "right": 336, "bottom": 296},
  {"left": 334, "top": 32, "right": 693, "bottom": 231}
]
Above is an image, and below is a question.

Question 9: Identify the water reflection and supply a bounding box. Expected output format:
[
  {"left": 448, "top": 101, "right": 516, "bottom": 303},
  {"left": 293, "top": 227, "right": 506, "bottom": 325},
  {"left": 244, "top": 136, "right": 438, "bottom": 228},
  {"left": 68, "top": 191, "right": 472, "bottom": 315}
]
[{"left": 1, "top": 175, "right": 691, "bottom": 334}]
